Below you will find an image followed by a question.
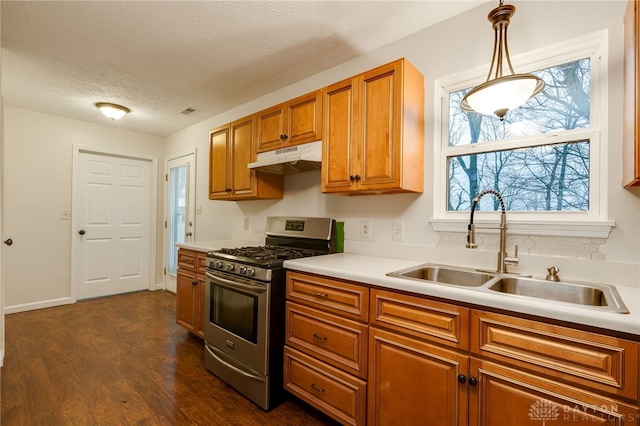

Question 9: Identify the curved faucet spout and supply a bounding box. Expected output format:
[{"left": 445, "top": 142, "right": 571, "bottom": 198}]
[{"left": 466, "top": 189, "right": 517, "bottom": 273}]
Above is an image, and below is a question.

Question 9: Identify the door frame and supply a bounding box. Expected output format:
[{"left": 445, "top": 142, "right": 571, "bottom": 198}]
[
  {"left": 71, "top": 145, "right": 159, "bottom": 302},
  {"left": 163, "top": 149, "right": 197, "bottom": 293}
]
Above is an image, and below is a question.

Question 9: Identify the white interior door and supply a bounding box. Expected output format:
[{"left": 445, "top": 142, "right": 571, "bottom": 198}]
[
  {"left": 165, "top": 152, "right": 196, "bottom": 293},
  {"left": 76, "top": 151, "right": 152, "bottom": 300}
]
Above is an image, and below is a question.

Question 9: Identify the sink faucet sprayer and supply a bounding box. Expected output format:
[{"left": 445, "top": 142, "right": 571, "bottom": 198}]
[{"left": 466, "top": 189, "right": 518, "bottom": 273}]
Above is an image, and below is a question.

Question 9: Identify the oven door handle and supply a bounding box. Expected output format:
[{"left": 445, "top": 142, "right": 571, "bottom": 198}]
[
  {"left": 205, "top": 271, "right": 267, "bottom": 294},
  {"left": 205, "top": 343, "right": 266, "bottom": 383}
]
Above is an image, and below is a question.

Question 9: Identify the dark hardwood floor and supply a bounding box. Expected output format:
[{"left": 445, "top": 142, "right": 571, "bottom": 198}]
[{"left": 1, "top": 290, "right": 337, "bottom": 425}]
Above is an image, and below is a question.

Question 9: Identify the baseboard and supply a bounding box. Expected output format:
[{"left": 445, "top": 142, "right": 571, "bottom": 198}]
[
  {"left": 4, "top": 297, "right": 73, "bottom": 314},
  {"left": 152, "top": 282, "right": 165, "bottom": 291}
]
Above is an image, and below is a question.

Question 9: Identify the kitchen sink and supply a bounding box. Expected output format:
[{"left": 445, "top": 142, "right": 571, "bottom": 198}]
[
  {"left": 387, "top": 264, "right": 496, "bottom": 287},
  {"left": 486, "top": 277, "right": 630, "bottom": 313}
]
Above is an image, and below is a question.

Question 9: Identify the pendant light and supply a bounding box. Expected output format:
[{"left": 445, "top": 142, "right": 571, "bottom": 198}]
[
  {"left": 95, "top": 102, "right": 130, "bottom": 120},
  {"left": 460, "top": 1, "right": 545, "bottom": 120}
]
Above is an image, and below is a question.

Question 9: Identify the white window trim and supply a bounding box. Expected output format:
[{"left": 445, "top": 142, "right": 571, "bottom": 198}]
[{"left": 431, "top": 30, "right": 614, "bottom": 239}]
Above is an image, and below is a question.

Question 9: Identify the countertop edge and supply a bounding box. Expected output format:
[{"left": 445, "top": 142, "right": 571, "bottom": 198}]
[{"left": 283, "top": 253, "right": 640, "bottom": 337}]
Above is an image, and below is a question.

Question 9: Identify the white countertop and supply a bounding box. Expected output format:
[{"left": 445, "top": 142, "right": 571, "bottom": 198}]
[
  {"left": 283, "top": 253, "right": 640, "bottom": 337},
  {"left": 176, "top": 239, "right": 260, "bottom": 252}
]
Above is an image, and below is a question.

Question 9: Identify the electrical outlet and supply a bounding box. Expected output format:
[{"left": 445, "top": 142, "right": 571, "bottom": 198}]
[
  {"left": 243, "top": 217, "right": 250, "bottom": 230},
  {"left": 392, "top": 222, "right": 404, "bottom": 241},
  {"left": 360, "top": 221, "right": 370, "bottom": 239}
]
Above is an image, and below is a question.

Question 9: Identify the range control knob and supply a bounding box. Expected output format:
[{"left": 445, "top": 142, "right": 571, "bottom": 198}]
[
  {"left": 213, "top": 261, "right": 223, "bottom": 269},
  {"left": 246, "top": 268, "right": 255, "bottom": 277},
  {"left": 239, "top": 266, "right": 247, "bottom": 275},
  {"left": 226, "top": 263, "right": 235, "bottom": 272}
]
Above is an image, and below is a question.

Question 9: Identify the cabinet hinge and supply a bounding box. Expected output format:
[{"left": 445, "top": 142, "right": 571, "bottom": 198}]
[
  {"left": 163, "top": 267, "right": 167, "bottom": 275},
  {"left": 164, "top": 220, "right": 167, "bottom": 229},
  {"left": 165, "top": 174, "right": 168, "bottom": 182}
]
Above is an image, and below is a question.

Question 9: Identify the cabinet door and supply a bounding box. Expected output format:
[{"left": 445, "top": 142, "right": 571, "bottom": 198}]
[
  {"left": 194, "top": 273, "right": 205, "bottom": 339},
  {"left": 358, "top": 60, "right": 402, "bottom": 192},
  {"left": 208, "top": 125, "right": 230, "bottom": 199},
  {"left": 256, "top": 104, "right": 285, "bottom": 153},
  {"left": 229, "top": 116, "right": 256, "bottom": 199},
  {"left": 176, "top": 268, "right": 197, "bottom": 332},
  {"left": 368, "top": 327, "right": 469, "bottom": 426},
  {"left": 470, "top": 358, "right": 639, "bottom": 426},
  {"left": 624, "top": 0, "right": 640, "bottom": 187},
  {"left": 287, "top": 90, "right": 322, "bottom": 146},
  {"left": 322, "top": 77, "right": 359, "bottom": 193}
]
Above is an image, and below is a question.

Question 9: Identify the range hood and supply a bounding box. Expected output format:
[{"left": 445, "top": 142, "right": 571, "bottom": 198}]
[{"left": 248, "top": 141, "right": 322, "bottom": 175}]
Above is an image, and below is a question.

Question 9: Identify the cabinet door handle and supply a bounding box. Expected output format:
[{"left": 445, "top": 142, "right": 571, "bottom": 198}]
[
  {"left": 311, "top": 383, "right": 325, "bottom": 393},
  {"left": 312, "top": 333, "right": 327, "bottom": 342},
  {"left": 457, "top": 374, "right": 467, "bottom": 384},
  {"left": 354, "top": 174, "right": 361, "bottom": 181},
  {"left": 313, "top": 292, "right": 328, "bottom": 298},
  {"left": 468, "top": 377, "right": 478, "bottom": 387},
  {"left": 280, "top": 134, "right": 288, "bottom": 140},
  {"left": 192, "top": 280, "right": 198, "bottom": 286}
]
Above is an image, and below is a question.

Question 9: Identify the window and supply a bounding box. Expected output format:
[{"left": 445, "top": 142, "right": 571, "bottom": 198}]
[{"left": 433, "top": 32, "right": 613, "bottom": 237}]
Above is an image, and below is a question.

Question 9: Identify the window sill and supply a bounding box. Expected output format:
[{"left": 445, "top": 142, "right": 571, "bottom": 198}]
[{"left": 429, "top": 218, "right": 615, "bottom": 239}]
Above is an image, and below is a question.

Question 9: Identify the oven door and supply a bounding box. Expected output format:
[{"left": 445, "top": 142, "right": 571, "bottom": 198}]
[{"left": 204, "top": 270, "right": 269, "bottom": 375}]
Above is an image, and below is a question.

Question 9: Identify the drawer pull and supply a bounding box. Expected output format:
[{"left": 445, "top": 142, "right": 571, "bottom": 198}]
[
  {"left": 313, "top": 292, "right": 329, "bottom": 298},
  {"left": 312, "top": 333, "right": 328, "bottom": 342},
  {"left": 311, "top": 383, "right": 325, "bottom": 393}
]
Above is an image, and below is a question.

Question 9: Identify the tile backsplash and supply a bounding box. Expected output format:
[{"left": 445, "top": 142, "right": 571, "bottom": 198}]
[{"left": 436, "top": 232, "right": 606, "bottom": 261}]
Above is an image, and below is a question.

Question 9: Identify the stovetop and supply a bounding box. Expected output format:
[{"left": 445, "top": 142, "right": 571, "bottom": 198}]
[{"left": 209, "top": 245, "right": 320, "bottom": 268}]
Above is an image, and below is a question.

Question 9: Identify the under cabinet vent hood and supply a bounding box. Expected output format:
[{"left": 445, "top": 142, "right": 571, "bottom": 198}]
[{"left": 248, "top": 140, "right": 322, "bottom": 175}]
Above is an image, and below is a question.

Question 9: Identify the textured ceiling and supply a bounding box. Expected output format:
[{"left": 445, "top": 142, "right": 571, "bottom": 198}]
[{"left": 1, "top": 1, "right": 487, "bottom": 137}]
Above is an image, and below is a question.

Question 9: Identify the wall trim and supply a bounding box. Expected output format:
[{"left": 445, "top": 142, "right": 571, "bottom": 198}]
[
  {"left": 430, "top": 218, "right": 615, "bottom": 239},
  {"left": 4, "top": 297, "right": 73, "bottom": 315}
]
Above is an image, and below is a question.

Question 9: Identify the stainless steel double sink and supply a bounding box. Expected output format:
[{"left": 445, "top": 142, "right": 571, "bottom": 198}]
[{"left": 386, "top": 264, "right": 629, "bottom": 314}]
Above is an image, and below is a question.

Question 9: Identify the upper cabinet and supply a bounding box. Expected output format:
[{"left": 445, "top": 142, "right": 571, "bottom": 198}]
[
  {"left": 256, "top": 90, "right": 323, "bottom": 153},
  {"left": 209, "top": 115, "right": 283, "bottom": 200},
  {"left": 624, "top": 0, "right": 640, "bottom": 187},
  {"left": 321, "top": 58, "right": 425, "bottom": 195}
]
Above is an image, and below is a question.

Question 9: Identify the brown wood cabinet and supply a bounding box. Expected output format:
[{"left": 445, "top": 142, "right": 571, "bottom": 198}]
[
  {"left": 321, "top": 58, "right": 424, "bottom": 195},
  {"left": 175, "top": 249, "right": 206, "bottom": 338},
  {"left": 209, "top": 115, "right": 283, "bottom": 200},
  {"left": 256, "top": 90, "right": 323, "bottom": 153},
  {"left": 284, "top": 271, "right": 640, "bottom": 426},
  {"left": 284, "top": 272, "right": 369, "bottom": 426},
  {"left": 624, "top": 0, "right": 640, "bottom": 187}
]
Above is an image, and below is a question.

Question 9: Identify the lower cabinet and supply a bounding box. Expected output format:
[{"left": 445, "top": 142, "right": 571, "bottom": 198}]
[
  {"left": 284, "top": 346, "right": 367, "bottom": 426},
  {"left": 368, "top": 326, "right": 469, "bottom": 426},
  {"left": 470, "top": 359, "right": 639, "bottom": 426},
  {"left": 175, "top": 249, "right": 206, "bottom": 338},
  {"left": 284, "top": 272, "right": 640, "bottom": 426}
]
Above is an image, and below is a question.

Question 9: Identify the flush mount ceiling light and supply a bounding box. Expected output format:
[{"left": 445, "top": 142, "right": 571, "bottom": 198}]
[
  {"left": 95, "top": 102, "right": 130, "bottom": 120},
  {"left": 460, "top": 0, "right": 545, "bottom": 120}
]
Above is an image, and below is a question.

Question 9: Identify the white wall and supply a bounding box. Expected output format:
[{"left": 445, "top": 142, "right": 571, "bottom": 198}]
[
  {"left": 2, "top": 106, "right": 165, "bottom": 310},
  {"left": 166, "top": 1, "right": 640, "bottom": 288}
]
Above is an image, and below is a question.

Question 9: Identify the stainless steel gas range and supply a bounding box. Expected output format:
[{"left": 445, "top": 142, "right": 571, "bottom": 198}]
[{"left": 203, "top": 216, "right": 336, "bottom": 410}]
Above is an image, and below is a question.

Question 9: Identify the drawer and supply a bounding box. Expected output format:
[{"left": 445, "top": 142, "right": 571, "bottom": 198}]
[
  {"left": 286, "top": 302, "right": 368, "bottom": 379},
  {"left": 286, "top": 271, "right": 369, "bottom": 322},
  {"left": 370, "top": 289, "right": 470, "bottom": 350},
  {"left": 177, "top": 249, "right": 197, "bottom": 271},
  {"left": 196, "top": 252, "right": 207, "bottom": 275},
  {"left": 471, "top": 310, "right": 640, "bottom": 401},
  {"left": 284, "top": 346, "right": 367, "bottom": 426}
]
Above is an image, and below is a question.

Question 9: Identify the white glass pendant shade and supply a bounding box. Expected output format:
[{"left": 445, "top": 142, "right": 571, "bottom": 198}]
[
  {"left": 460, "top": 2, "right": 545, "bottom": 119},
  {"left": 461, "top": 74, "right": 544, "bottom": 118},
  {"left": 95, "top": 102, "right": 130, "bottom": 120}
]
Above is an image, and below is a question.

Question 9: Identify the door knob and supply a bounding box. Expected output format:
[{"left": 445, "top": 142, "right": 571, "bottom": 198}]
[
  {"left": 4, "top": 239, "right": 13, "bottom": 246},
  {"left": 185, "top": 232, "right": 193, "bottom": 237},
  {"left": 79, "top": 230, "right": 86, "bottom": 235}
]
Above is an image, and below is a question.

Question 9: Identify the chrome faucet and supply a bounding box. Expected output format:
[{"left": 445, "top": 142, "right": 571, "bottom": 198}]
[{"left": 466, "top": 189, "right": 518, "bottom": 273}]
